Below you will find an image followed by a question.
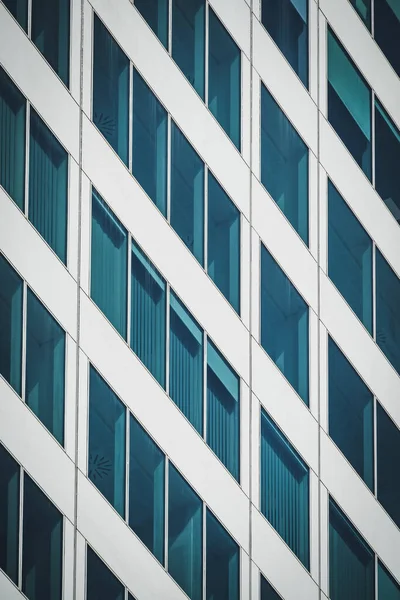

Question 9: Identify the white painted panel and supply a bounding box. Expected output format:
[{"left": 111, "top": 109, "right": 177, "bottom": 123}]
[
  {"left": 251, "top": 393, "right": 260, "bottom": 511},
  {"left": 309, "top": 309, "right": 319, "bottom": 421},
  {"left": 252, "top": 340, "right": 319, "bottom": 475},
  {"left": 320, "top": 431, "right": 400, "bottom": 583},
  {"left": 253, "top": 17, "right": 318, "bottom": 154},
  {"left": 209, "top": 0, "right": 251, "bottom": 57},
  {"left": 75, "top": 532, "right": 87, "bottom": 600},
  {"left": 318, "top": 12, "right": 327, "bottom": 118},
  {"left": 320, "top": 483, "right": 329, "bottom": 597},
  {"left": 319, "top": 324, "right": 328, "bottom": 433},
  {"left": 89, "top": 0, "right": 250, "bottom": 220},
  {"left": 77, "top": 472, "right": 189, "bottom": 600},
  {"left": 320, "top": 272, "right": 400, "bottom": 430},
  {"left": 79, "top": 294, "right": 250, "bottom": 551},
  {"left": 80, "top": 173, "right": 92, "bottom": 296},
  {"left": 252, "top": 507, "right": 319, "bottom": 600},
  {"left": 70, "top": 0, "right": 82, "bottom": 103},
  {"left": 241, "top": 549, "right": 251, "bottom": 600},
  {"left": 64, "top": 335, "right": 77, "bottom": 461},
  {"left": 82, "top": 117, "right": 249, "bottom": 383},
  {"left": 309, "top": 151, "right": 318, "bottom": 261},
  {"left": 251, "top": 561, "right": 260, "bottom": 600},
  {"left": 310, "top": 471, "right": 319, "bottom": 582},
  {"left": 0, "top": 571, "right": 24, "bottom": 600},
  {"left": 252, "top": 72, "right": 261, "bottom": 181},
  {"left": 241, "top": 382, "right": 251, "bottom": 498},
  {"left": 0, "top": 192, "right": 78, "bottom": 341},
  {"left": 309, "top": 0, "right": 318, "bottom": 104},
  {"left": 77, "top": 349, "right": 89, "bottom": 475},
  {"left": 320, "top": 115, "right": 400, "bottom": 279},
  {"left": 0, "top": 379, "right": 75, "bottom": 521},
  {"left": 250, "top": 228, "right": 260, "bottom": 342},
  {"left": 241, "top": 217, "right": 251, "bottom": 332},
  {"left": 68, "top": 157, "right": 80, "bottom": 281},
  {"left": 63, "top": 519, "right": 75, "bottom": 600},
  {"left": 253, "top": 176, "right": 318, "bottom": 312},
  {"left": 242, "top": 54, "right": 251, "bottom": 166},
  {"left": 0, "top": 4, "right": 80, "bottom": 160},
  {"left": 319, "top": 165, "right": 328, "bottom": 274},
  {"left": 82, "top": 0, "right": 93, "bottom": 117}
]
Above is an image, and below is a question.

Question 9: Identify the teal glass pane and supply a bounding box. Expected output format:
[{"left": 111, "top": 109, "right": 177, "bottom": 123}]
[
  {"left": 31, "top": 0, "right": 70, "bottom": 86},
  {"left": 261, "top": 85, "right": 308, "bottom": 244},
  {"left": 261, "top": 245, "right": 309, "bottom": 404},
  {"left": 131, "top": 241, "right": 166, "bottom": 388},
  {"left": 377, "top": 403, "right": 400, "bottom": 528},
  {"left": 261, "top": 409, "right": 310, "bottom": 569},
  {"left": 171, "top": 123, "right": 204, "bottom": 265},
  {"left": 207, "top": 340, "right": 239, "bottom": 481},
  {"left": 134, "top": 0, "right": 168, "bottom": 48},
  {"left": 329, "top": 498, "right": 374, "bottom": 600},
  {"left": 93, "top": 15, "right": 129, "bottom": 165},
  {"left": 376, "top": 249, "right": 400, "bottom": 375},
  {"left": 26, "top": 289, "right": 65, "bottom": 445},
  {"left": 206, "top": 508, "right": 239, "bottom": 600},
  {"left": 172, "top": 0, "right": 205, "bottom": 99},
  {"left": 208, "top": 8, "right": 241, "bottom": 149},
  {"left": 261, "top": 575, "right": 281, "bottom": 600},
  {"left": 374, "top": 0, "right": 400, "bottom": 77},
  {"left": 207, "top": 173, "right": 240, "bottom": 313},
  {"left": 87, "top": 546, "right": 124, "bottom": 600},
  {"left": 328, "top": 28, "right": 371, "bottom": 179},
  {"left": 375, "top": 100, "right": 400, "bottom": 224},
  {"left": 329, "top": 338, "right": 374, "bottom": 490},
  {"left": 261, "top": 0, "right": 308, "bottom": 87},
  {"left": 2, "top": 0, "right": 28, "bottom": 30},
  {"left": 22, "top": 474, "right": 63, "bottom": 600},
  {"left": 328, "top": 180, "right": 373, "bottom": 333},
  {"left": 349, "top": 0, "right": 371, "bottom": 29},
  {"left": 0, "top": 254, "right": 22, "bottom": 395},
  {"left": 132, "top": 69, "right": 167, "bottom": 216},
  {"left": 91, "top": 189, "right": 128, "bottom": 338},
  {"left": 378, "top": 561, "right": 400, "bottom": 600},
  {"left": 0, "top": 444, "right": 19, "bottom": 585},
  {"left": 89, "top": 366, "right": 126, "bottom": 518},
  {"left": 0, "top": 66, "right": 26, "bottom": 210},
  {"left": 168, "top": 464, "right": 202, "bottom": 600},
  {"left": 129, "top": 415, "right": 165, "bottom": 564},
  {"left": 169, "top": 292, "right": 203, "bottom": 434},
  {"left": 29, "top": 108, "right": 68, "bottom": 263}
]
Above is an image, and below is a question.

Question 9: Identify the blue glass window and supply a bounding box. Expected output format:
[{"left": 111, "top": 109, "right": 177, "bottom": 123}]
[
  {"left": 0, "top": 444, "right": 19, "bottom": 585},
  {"left": 374, "top": 0, "right": 400, "bottom": 78},
  {"left": 261, "top": 85, "right": 308, "bottom": 244},
  {"left": 261, "top": 245, "right": 309, "bottom": 404},
  {"left": 2, "top": 0, "right": 28, "bottom": 30},
  {"left": 378, "top": 561, "right": 400, "bottom": 600},
  {"left": 168, "top": 464, "right": 202, "bottom": 600},
  {"left": 169, "top": 292, "right": 203, "bottom": 433},
  {"left": 377, "top": 403, "right": 400, "bottom": 528},
  {"left": 132, "top": 69, "right": 167, "bottom": 216},
  {"left": 350, "top": 0, "right": 371, "bottom": 29},
  {"left": 261, "top": 409, "right": 309, "bottom": 568},
  {"left": 89, "top": 366, "right": 126, "bottom": 517},
  {"left": 0, "top": 66, "right": 26, "bottom": 210},
  {"left": 376, "top": 249, "right": 400, "bottom": 375},
  {"left": 207, "top": 173, "right": 240, "bottom": 313},
  {"left": 329, "top": 497, "right": 374, "bottom": 600},
  {"left": 328, "top": 180, "right": 373, "bottom": 333},
  {"left": 206, "top": 508, "right": 239, "bottom": 600},
  {"left": 328, "top": 28, "right": 371, "bottom": 179},
  {"left": 87, "top": 546, "right": 124, "bottom": 600},
  {"left": 172, "top": 0, "right": 205, "bottom": 99},
  {"left": 208, "top": 8, "right": 241, "bottom": 149},
  {"left": 22, "top": 474, "right": 63, "bottom": 600},
  {"left": 131, "top": 241, "right": 166, "bottom": 387},
  {"left": 129, "top": 415, "right": 165, "bottom": 564},
  {"left": 91, "top": 189, "right": 128, "bottom": 339},
  {"left": 171, "top": 123, "right": 204, "bottom": 265},
  {"left": 26, "top": 289, "right": 65, "bottom": 445},
  {"left": 134, "top": 0, "right": 168, "bottom": 48},
  {"left": 31, "top": 0, "right": 70, "bottom": 86},
  {"left": 29, "top": 108, "right": 68, "bottom": 263},
  {"left": 261, "top": 575, "right": 281, "bottom": 600},
  {"left": 375, "top": 100, "right": 400, "bottom": 224},
  {"left": 0, "top": 254, "right": 23, "bottom": 395},
  {"left": 93, "top": 15, "right": 129, "bottom": 165},
  {"left": 329, "top": 338, "right": 374, "bottom": 489},
  {"left": 261, "top": 0, "right": 308, "bottom": 87},
  {"left": 207, "top": 340, "right": 239, "bottom": 481}
]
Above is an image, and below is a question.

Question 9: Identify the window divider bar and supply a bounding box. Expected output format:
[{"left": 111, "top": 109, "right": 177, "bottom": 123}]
[
  {"left": 21, "top": 282, "right": 28, "bottom": 404},
  {"left": 371, "top": 91, "right": 376, "bottom": 188},
  {"left": 129, "top": 63, "right": 134, "bottom": 174},
  {"left": 24, "top": 103, "right": 30, "bottom": 219},
  {"left": 127, "top": 234, "right": 132, "bottom": 347},
  {"left": 205, "top": 1, "right": 209, "bottom": 107},
  {"left": 202, "top": 503, "right": 206, "bottom": 600},
  {"left": 203, "top": 332, "right": 207, "bottom": 442},
  {"left": 168, "top": 0, "right": 173, "bottom": 55},
  {"left": 125, "top": 407, "right": 130, "bottom": 525},
  {"left": 165, "top": 283, "right": 171, "bottom": 396},
  {"left": 166, "top": 115, "right": 172, "bottom": 223},
  {"left": 27, "top": 0, "right": 32, "bottom": 38},
  {"left": 164, "top": 457, "right": 169, "bottom": 570},
  {"left": 372, "top": 242, "right": 376, "bottom": 340},
  {"left": 18, "top": 468, "right": 24, "bottom": 589},
  {"left": 204, "top": 166, "right": 208, "bottom": 274}
]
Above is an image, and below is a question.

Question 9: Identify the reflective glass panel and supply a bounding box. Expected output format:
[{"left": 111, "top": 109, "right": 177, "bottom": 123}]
[
  {"left": 89, "top": 366, "right": 126, "bottom": 517},
  {"left": 207, "top": 173, "right": 240, "bottom": 313},
  {"left": 168, "top": 464, "right": 202, "bottom": 600},
  {"left": 377, "top": 403, "right": 400, "bottom": 528},
  {"left": 261, "top": 85, "right": 308, "bottom": 244},
  {"left": 206, "top": 508, "right": 239, "bottom": 600},
  {"left": 26, "top": 289, "right": 65, "bottom": 445},
  {"left": 261, "top": 575, "right": 281, "bottom": 600},
  {"left": 350, "top": 0, "right": 371, "bottom": 29},
  {"left": 87, "top": 546, "right": 124, "bottom": 600},
  {"left": 375, "top": 100, "right": 400, "bottom": 224},
  {"left": 0, "top": 254, "right": 22, "bottom": 395},
  {"left": 172, "top": 0, "right": 205, "bottom": 99},
  {"left": 0, "top": 444, "right": 19, "bottom": 585},
  {"left": 134, "top": 0, "right": 168, "bottom": 48},
  {"left": 2, "top": 0, "right": 28, "bottom": 30},
  {"left": 374, "top": 0, "right": 400, "bottom": 78},
  {"left": 261, "top": 245, "right": 309, "bottom": 404},
  {"left": 376, "top": 249, "right": 400, "bottom": 376},
  {"left": 378, "top": 561, "right": 400, "bottom": 600},
  {"left": 0, "top": 66, "right": 26, "bottom": 210}
]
